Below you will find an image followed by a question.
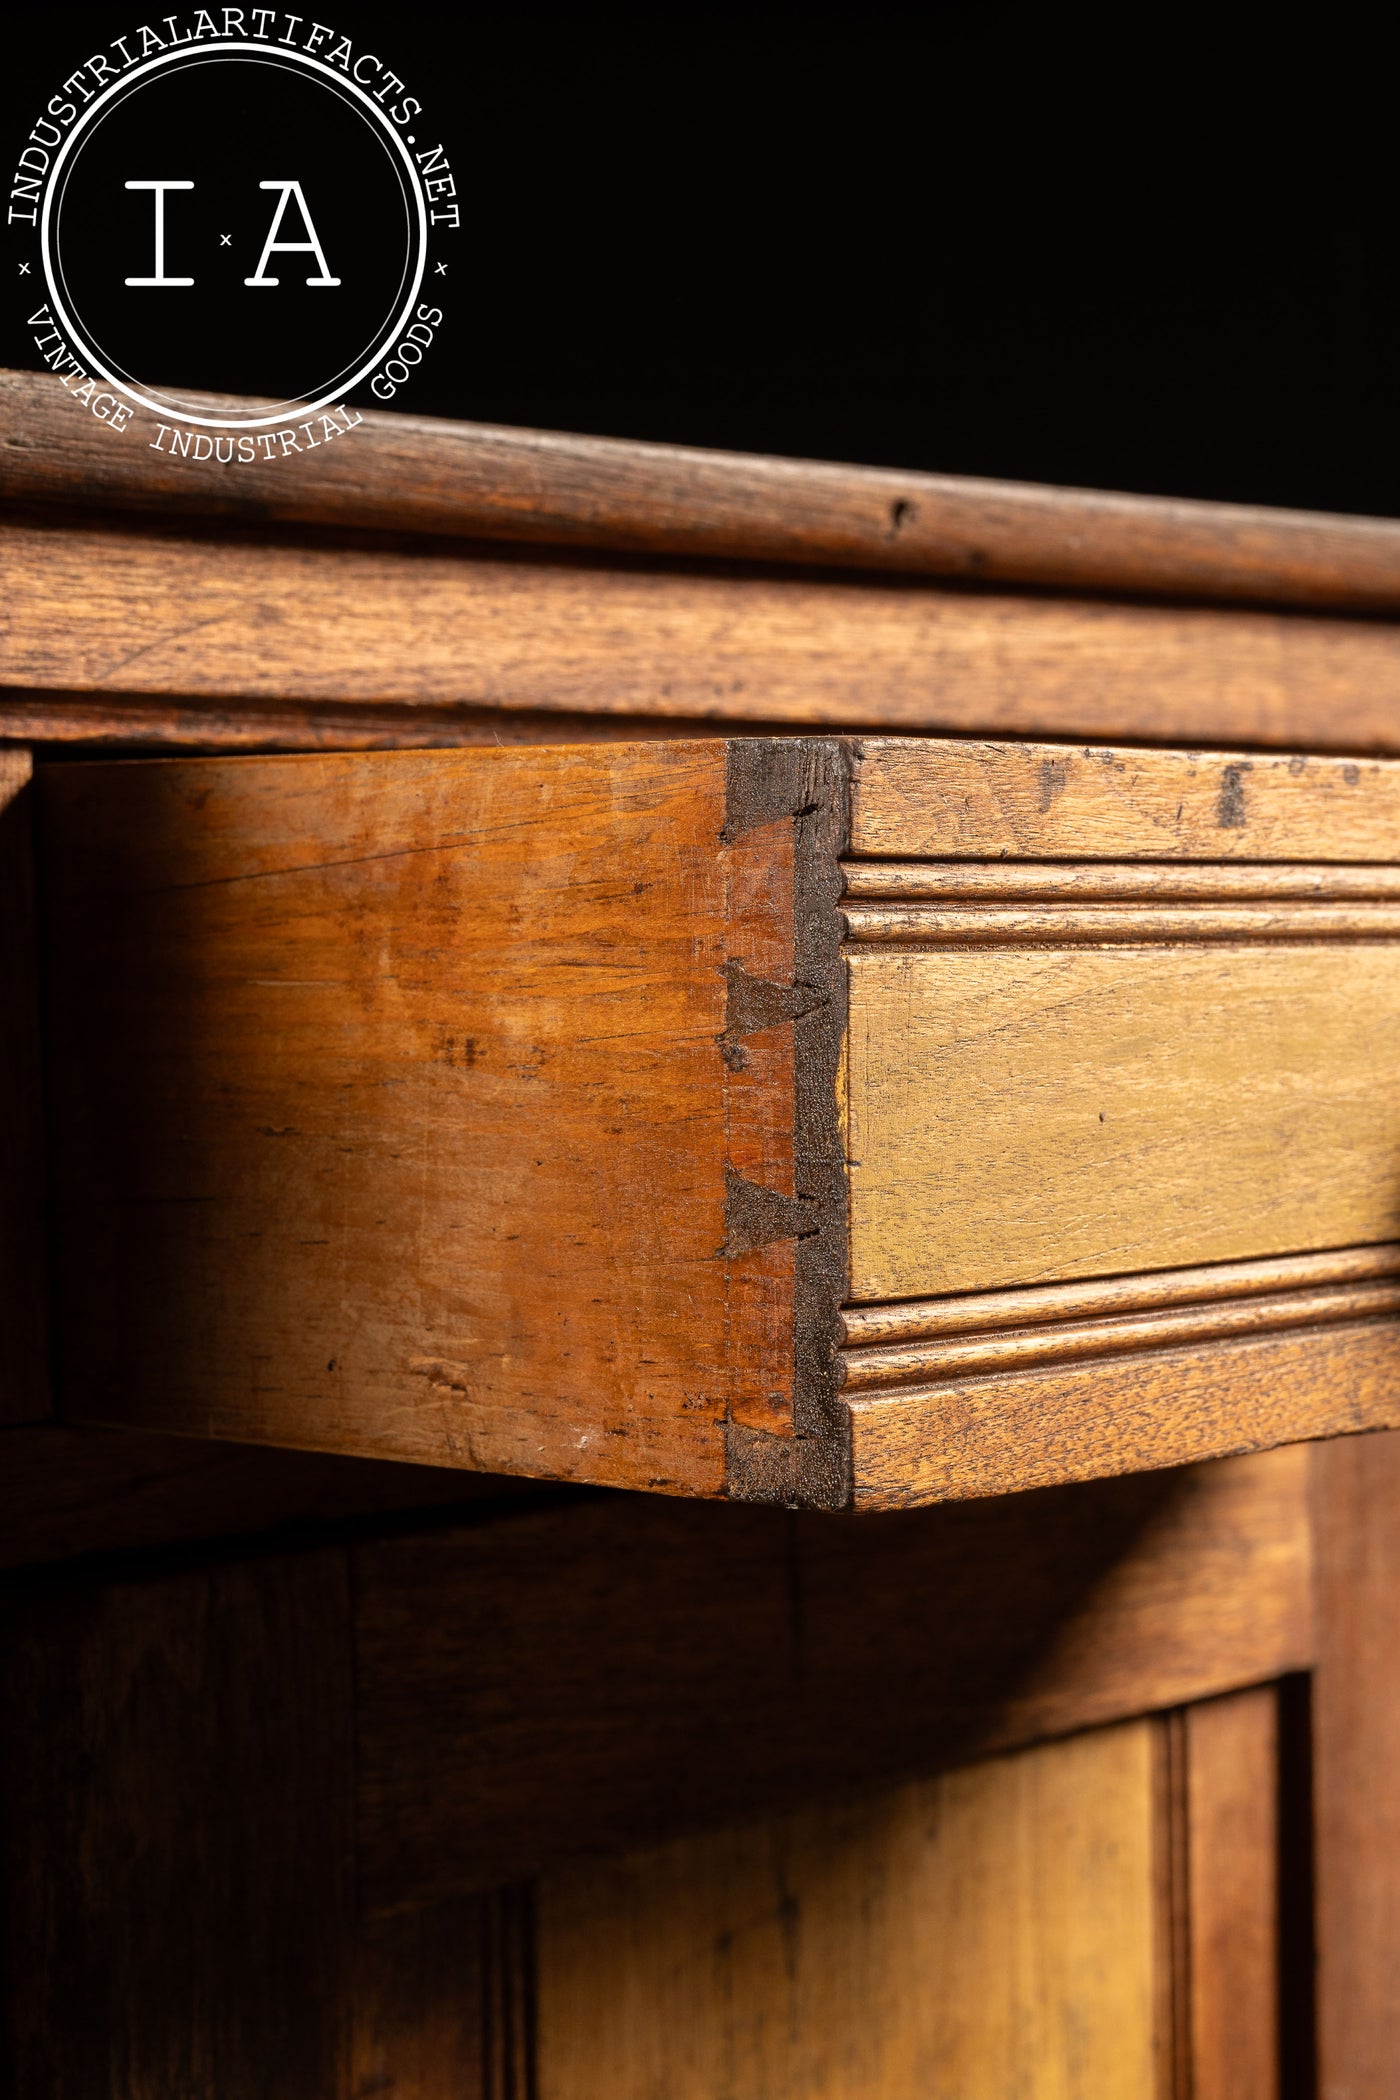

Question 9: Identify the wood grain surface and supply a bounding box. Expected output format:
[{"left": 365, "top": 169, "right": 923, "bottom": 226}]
[
  {"left": 43, "top": 743, "right": 745, "bottom": 1492},
  {"left": 354, "top": 1448, "right": 1310, "bottom": 1907},
  {"left": 0, "top": 1531, "right": 534, "bottom": 2100},
  {"left": 845, "top": 900, "right": 1400, "bottom": 942},
  {"left": 852, "top": 737, "right": 1400, "bottom": 858},
  {"left": 721, "top": 800, "right": 799, "bottom": 1440},
  {"left": 0, "top": 1421, "right": 541, "bottom": 1574},
  {"left": 13, "top": 516, "right": 1400, "bottom": 752},
  {"left": 46, "top": 733, "right": 1400, "bottom": 1504},
  {"left": 0, "top": 1547, "right": 356, "bottom": 2099},
  {"left": 1185, "top": 1687, "right": 1280, "bottom": 2100},
  {"left": 1311, "top": 1427, "right": 1400, "bottom": 2100},
  {"left": 0, "top": 749, "right": 46, "bottom": 1425},
  {"left": 351, "top": 1892, "right": 534, "bottom": 2100},
  {"left": 995, "top": 1448, "right": 1310, "bottom": 1752},
  {"left": 43, "top": 739, "right": 862, "bottom": 1500},
  {"left": 848, "top": 1320, "right": 1400, "bottom": 1505},
  {"left": 846, "top": 943, "right": 1400, "bottom": 1302},
  {"left": 0, "top": 1444, "right": 1308, "bottom": 2093},
  {"left": 536, "top": 1721, "right": 1160, "bottom": 2100},
  {"left": 10, "top": 365, "right": 1400, "bottom": 616},
  {"left": 842, "top": 1280, "right": 1400, "bottom": 1388},
  {"left": 0, "top": 691, "right": 837, "bottom": 753},
  {"left": 841, "top": 1242, "right": 1400, "bottom": 1348},
  {"left": 843, "top": 859, "right": 1400, "bottom": 899}
]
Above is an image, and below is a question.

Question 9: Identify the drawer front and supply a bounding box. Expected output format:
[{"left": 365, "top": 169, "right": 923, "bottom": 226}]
[{"left": 846, "top": 942, "right": 1400, "bottom": 1303}]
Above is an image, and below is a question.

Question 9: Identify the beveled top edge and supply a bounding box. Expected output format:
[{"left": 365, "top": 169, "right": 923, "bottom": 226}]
[{"left": 6, "top": 367, "right": 1400, "bottom": 615}]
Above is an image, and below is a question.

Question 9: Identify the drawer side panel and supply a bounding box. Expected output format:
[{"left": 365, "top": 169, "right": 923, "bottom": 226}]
[{"left": 43, "top": 742, "right": 735, "bottom": 1492}]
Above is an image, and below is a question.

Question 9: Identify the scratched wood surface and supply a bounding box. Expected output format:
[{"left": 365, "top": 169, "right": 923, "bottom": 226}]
[
  {"left": 12, "top": 517, "right": 1400, "bottom": 753},
  {"left": 10, "top": 366, "right": 1400, "bottom": 613},
  {"left": 537, "top": 1721, "right": 1159, "bottom": 2100},
  {"left": 846, "top": 943, "right": 1400, "bottom": 1303},
  {"left": 852, "top": 736, "right": 1400, "bottom": 859},
  {"left": 42, "top": 743, "right": 746, "bottom": 1492}
]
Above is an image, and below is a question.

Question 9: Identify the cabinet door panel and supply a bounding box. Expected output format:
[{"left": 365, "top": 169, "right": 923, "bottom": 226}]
[{"left": 538, "top": 1723, "right": 1161, "bottom": 2100}]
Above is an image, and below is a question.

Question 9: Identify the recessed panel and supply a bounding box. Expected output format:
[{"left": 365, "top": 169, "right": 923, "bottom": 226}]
[{"left": 847, "top": 942, "right": 1400, "bottom": 1301}]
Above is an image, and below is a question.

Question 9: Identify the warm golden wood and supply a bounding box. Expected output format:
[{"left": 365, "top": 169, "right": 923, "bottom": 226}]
[
  {"left": 853, "top": 737, "right": 1400, "bottom": 858},
  {"left": 0, "top": 691, "right": 811, "bottom": 754},
  {"left": 845, "top": 900, "right": 1400, "bottom": 941},
  {"left": 537, "top": 1722, "right": 1160, "bottom": 2100},
  {"left": 848, "top": 1319, "right": 1400, "bottom": 1505},
  {"left": 846, "top": 943, "right": 1400, "bottom": 1302},
  {"left": 47, "top": 732, "right": 1400, "bottom": 1503},
  {"left": 1186, "top": 1687, "right": 1280, "bottom": 2100},
  {"left": 843, "top": 860, "right": 1400, "bottom": 898},
  {"left": 842, "top": 1280, "right": 1400, "bottom": 1386},
  {"left": 43, "top": 738, "right": 860, "bottom": 1504},
  {"left": 842, "top": 1242, "right": 1400, "bottom": 1347},
  {"left": 44, "top": 743, "right": 741, "bottom": 1493},
  {"left": 13, "top": 521, "right": 1400, "bottom": 752}
]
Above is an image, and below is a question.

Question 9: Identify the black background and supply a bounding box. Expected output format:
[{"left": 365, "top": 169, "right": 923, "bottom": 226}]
[{"left": 3, "top": 5, "right": 1394, "bottom": 512}]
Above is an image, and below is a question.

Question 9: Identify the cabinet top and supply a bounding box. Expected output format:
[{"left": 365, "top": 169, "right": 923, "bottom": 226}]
[{"left": 6, "top": 366, "right": 1400, "bottom": 618}]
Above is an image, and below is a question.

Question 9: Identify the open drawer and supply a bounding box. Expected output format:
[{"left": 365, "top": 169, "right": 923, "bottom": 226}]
[{"left": 41, "top": 734, "right": 1400, "bottom": 1508}]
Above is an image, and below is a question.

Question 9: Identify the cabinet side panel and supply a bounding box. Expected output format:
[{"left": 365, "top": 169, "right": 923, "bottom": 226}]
[
  {"left": 0, "top": 1550, "right": 355, "bottom": 2100},
  {"left": 43, "top": 742, "right": 731, "bottom": 1492},
  {"left": 0, "top": 751, "right": 47, "bottom": 1423}
]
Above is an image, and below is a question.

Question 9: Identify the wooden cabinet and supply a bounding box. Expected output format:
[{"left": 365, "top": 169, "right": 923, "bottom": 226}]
[
  {"left": 6, "top": 365, "right": 1400, "bottom": 2092},
  {"left": 1, "top": 1441, "right": 1311, "bottom": 2098}
]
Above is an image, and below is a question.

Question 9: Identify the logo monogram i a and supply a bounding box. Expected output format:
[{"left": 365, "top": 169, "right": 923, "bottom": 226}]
[{"left": 124, "top": 177, "right": 341, "bottom": 288}]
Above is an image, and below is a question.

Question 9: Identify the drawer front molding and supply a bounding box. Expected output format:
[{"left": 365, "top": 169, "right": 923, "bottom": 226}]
[{"left": 841, "top": 1244, "right": 1400, "bottom": 1387}]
